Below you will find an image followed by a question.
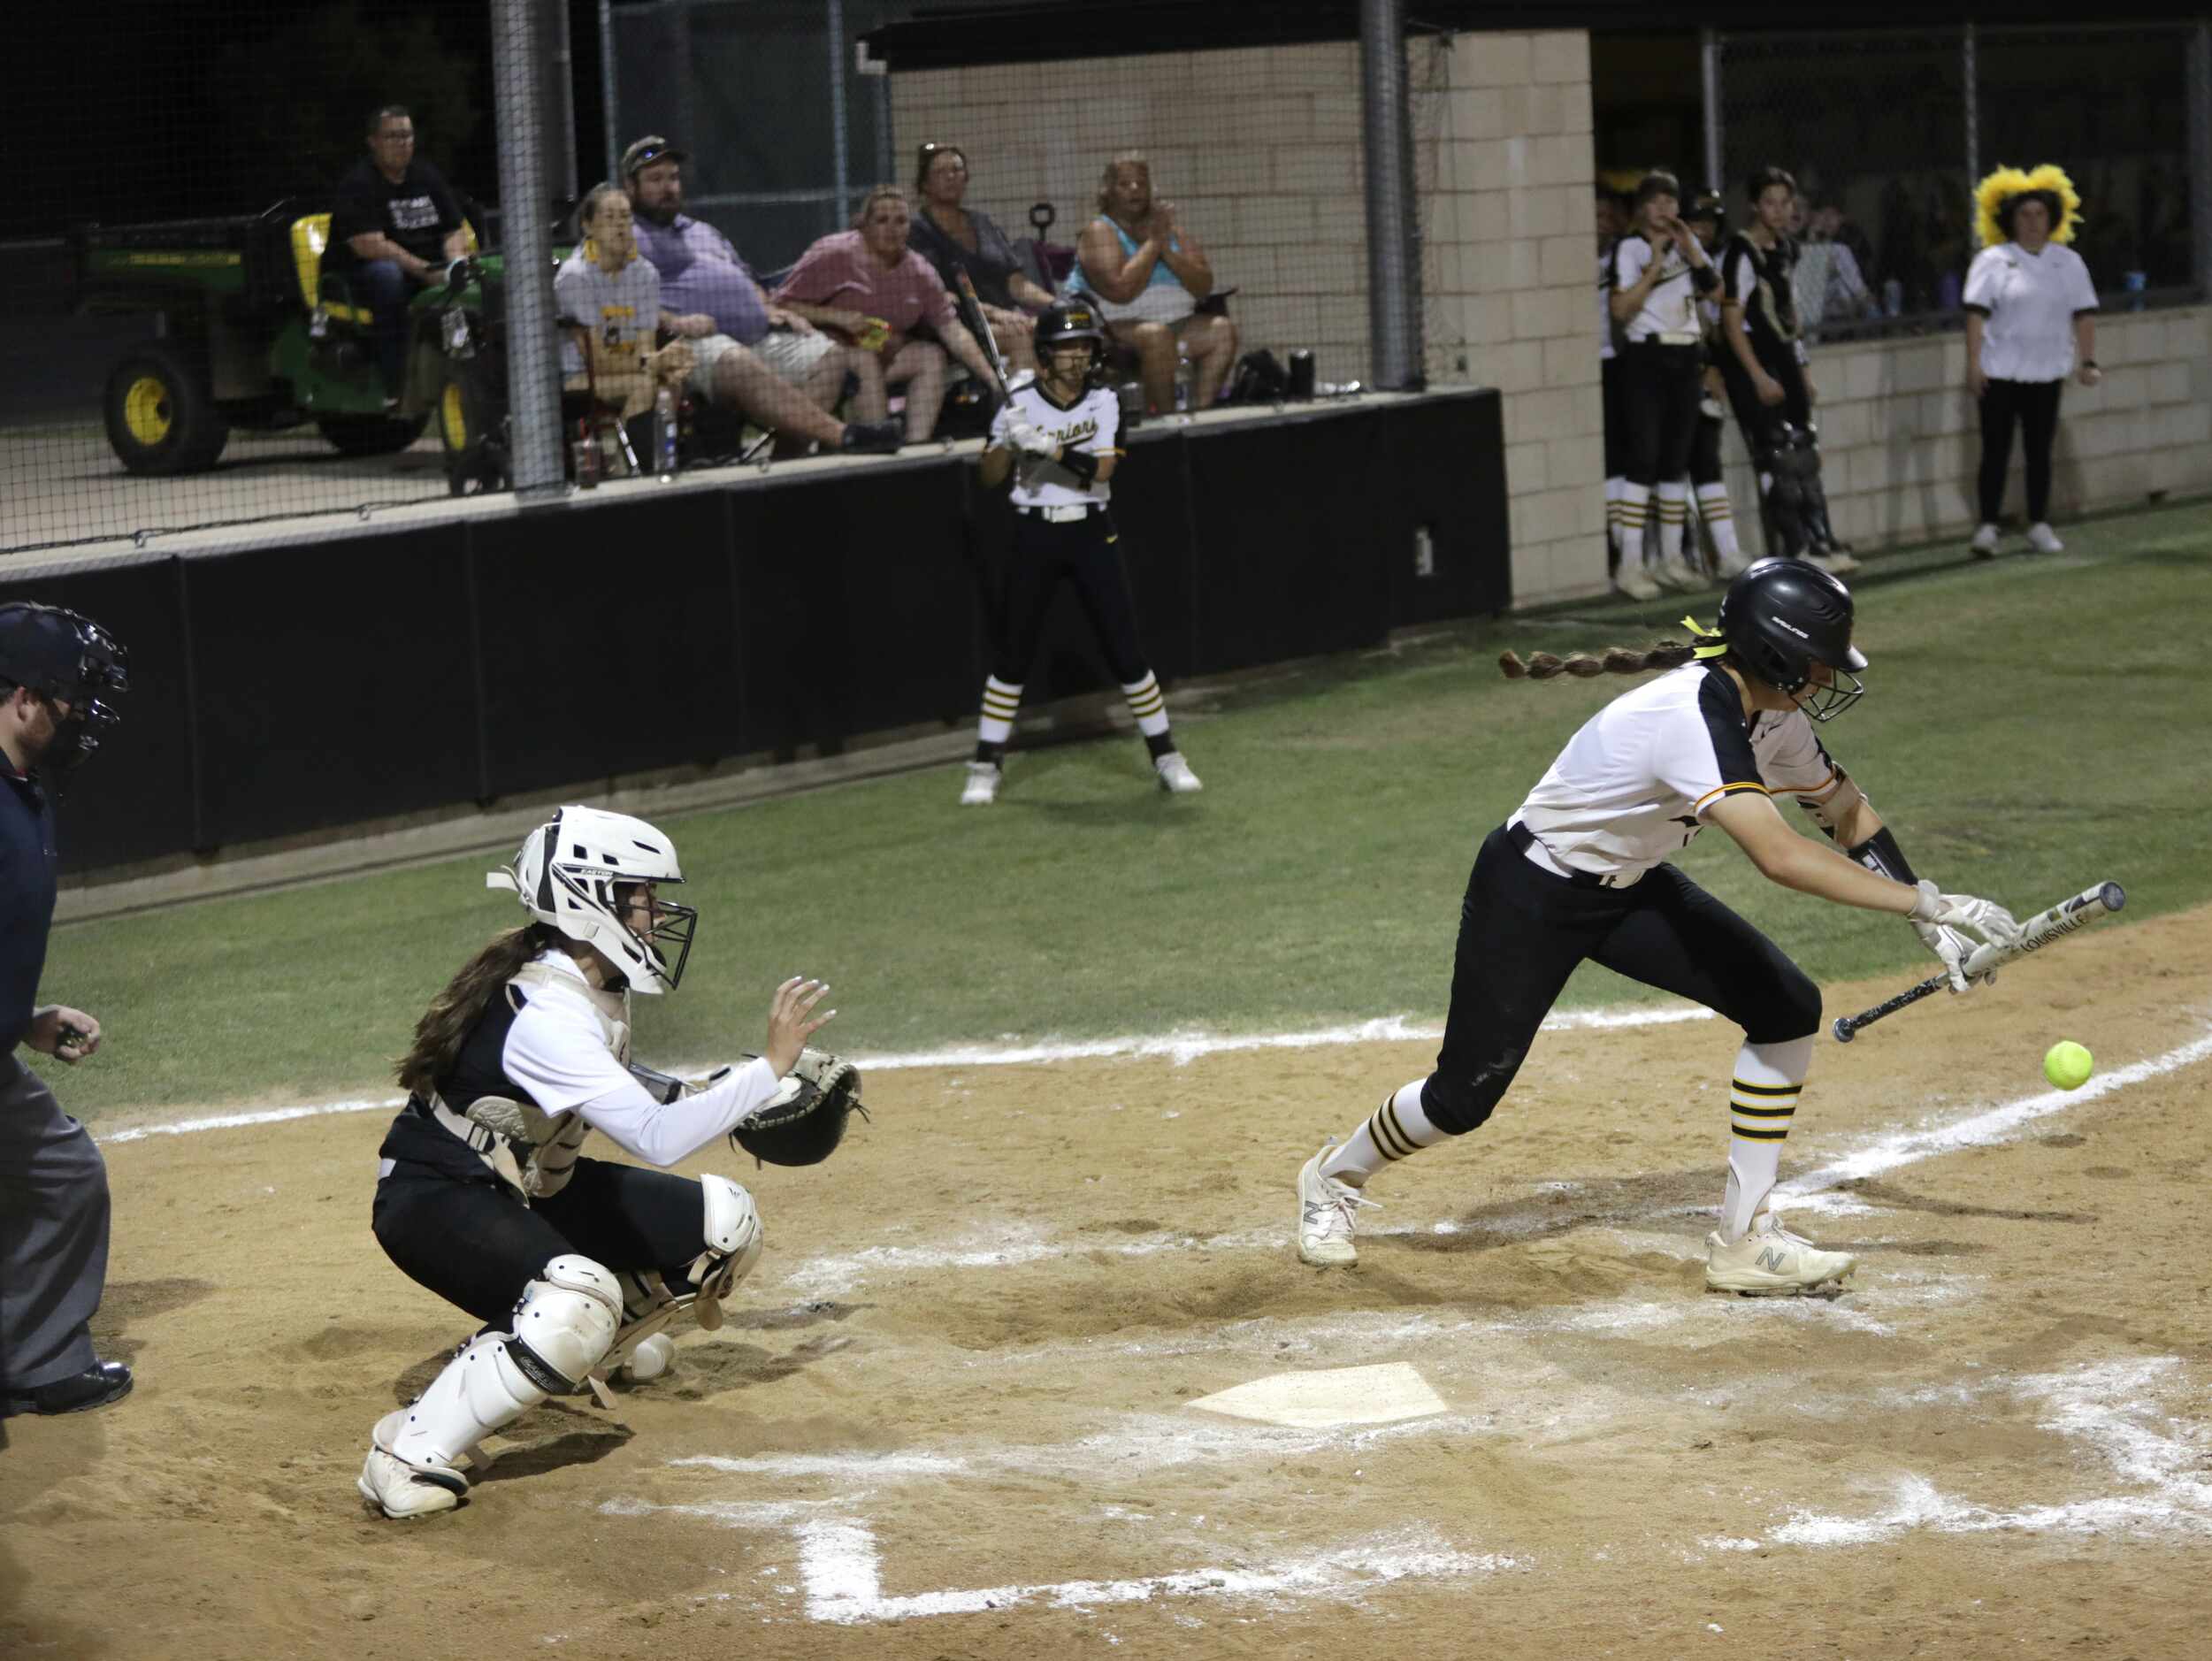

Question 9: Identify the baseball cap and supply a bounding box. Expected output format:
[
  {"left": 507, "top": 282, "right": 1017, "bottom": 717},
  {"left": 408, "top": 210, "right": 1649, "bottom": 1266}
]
[{"left": 621, "top": 136, "right": 689, "bottom": 178}]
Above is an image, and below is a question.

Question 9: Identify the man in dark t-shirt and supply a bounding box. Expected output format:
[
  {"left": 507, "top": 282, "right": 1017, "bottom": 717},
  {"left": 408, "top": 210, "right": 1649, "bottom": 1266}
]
[{"left": 327, "top": 103, "right": 470, "bottom": 397}]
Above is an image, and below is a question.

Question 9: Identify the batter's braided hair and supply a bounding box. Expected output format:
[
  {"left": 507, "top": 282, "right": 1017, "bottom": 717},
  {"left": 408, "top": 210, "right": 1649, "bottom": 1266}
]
[
  {"left": 394, "top": 922, "right": 561, "bottom": 1098},
  {"left": 1498, "top": 640, "right": 1705, "bottom": 680}
]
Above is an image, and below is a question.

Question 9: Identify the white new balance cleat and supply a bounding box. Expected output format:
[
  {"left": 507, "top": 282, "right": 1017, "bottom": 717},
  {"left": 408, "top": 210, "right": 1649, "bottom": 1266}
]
[
  {"left": 1704, "top": 1209, "right": 1856, "bottom": 1296},
  {"left": 1969, "top": 522, "right": 2002, "bottom": 558},
  {"left": 1297, "top": 1141, "right": 1375, "bottom": 1267},
  {"left": 1155, "top": 753, "right": 1203, "bottom": 794},
  {"left": 1613, "top": 567, "right": 1663, "bottom": 601},
  {"left": 2026, "top": 521, "right": 2064, "bottom": 554},
  {"left": 960, "top": 762, "right": 1001, "bottom": 806}
]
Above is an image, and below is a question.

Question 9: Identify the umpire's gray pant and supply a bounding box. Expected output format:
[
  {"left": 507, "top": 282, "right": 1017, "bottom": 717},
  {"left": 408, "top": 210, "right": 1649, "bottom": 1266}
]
[{"left": 0, "top": 1051, "right": 111, "bottom": 1394}]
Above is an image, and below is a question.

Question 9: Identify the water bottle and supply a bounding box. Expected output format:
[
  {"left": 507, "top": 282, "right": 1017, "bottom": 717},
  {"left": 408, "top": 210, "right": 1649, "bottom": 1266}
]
[
  {"left": 1882, "top": 278, "right": 1902, "bottom": 318},
  {"left": 1173, "top": 347, "right": 1194, "bottom": 413},
  {"left": 571, "top": 419, "right": 601, "bottom": 489},
  {"left": 2124, "top": 271, "right": 2147, "bottom": 312},
  {"left": 654, "top": 386, "right": 678, "bottom": 478}
]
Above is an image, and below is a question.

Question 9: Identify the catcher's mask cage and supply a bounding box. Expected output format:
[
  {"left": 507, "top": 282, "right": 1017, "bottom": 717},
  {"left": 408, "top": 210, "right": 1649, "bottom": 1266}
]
[
  {"left": 1035, "top": 302, "right": 1106, "bottom": 385},
  {"left": 1716, "top": 558, "right": 1867, "bottom": 723},
  {"left": 488, "top": 805, "right": 699, "bottom": 993},
  {"left": 0, "top": 602, "right": 130, "bottom": 786}
]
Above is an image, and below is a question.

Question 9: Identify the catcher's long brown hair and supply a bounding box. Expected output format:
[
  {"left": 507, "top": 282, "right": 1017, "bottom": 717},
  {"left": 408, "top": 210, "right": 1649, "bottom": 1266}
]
[{"left": 394, "top": 923, "right": 558, "bottom": 1098}]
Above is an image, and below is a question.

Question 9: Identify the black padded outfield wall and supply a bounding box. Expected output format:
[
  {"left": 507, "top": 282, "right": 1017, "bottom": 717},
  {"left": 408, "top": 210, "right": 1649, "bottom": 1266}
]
[{"left": 5, "top": 391, "right": 1508, "bottom": 876}]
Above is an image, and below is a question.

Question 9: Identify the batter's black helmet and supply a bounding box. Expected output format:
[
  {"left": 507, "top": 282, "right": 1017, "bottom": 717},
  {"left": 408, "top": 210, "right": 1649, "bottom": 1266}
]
[
  {"left": 1715, "top": 558, "right": 1867, "bottom": 722},
  {"left": 1035, "top": 301, "right": 1104, "bottom": 351},
  {"left": 1687, "top": 192, "right": 1727, "bottom": 237}
]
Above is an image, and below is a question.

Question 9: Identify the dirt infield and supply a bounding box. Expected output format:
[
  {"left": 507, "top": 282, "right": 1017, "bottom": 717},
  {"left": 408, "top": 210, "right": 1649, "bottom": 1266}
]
[{"left": 4, "top": 906, "right": 2210, "bottom": 1660}]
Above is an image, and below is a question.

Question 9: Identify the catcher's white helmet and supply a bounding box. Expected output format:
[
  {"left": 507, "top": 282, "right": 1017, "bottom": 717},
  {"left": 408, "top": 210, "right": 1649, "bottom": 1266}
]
[{"left": 488, "top": 805, "right": 697, "bottom": 994}]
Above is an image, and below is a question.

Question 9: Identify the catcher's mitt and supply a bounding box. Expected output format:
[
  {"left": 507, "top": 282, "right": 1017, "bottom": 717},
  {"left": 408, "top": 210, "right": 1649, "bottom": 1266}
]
[{"left": 730, "top": 1048, "right": 866, "bottom": 1167}]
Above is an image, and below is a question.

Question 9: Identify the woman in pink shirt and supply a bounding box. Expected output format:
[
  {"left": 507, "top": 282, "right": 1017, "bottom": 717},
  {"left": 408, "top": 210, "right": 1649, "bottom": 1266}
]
[{"left": 775, "top": 187, "right": 1003, "bottom": 441}]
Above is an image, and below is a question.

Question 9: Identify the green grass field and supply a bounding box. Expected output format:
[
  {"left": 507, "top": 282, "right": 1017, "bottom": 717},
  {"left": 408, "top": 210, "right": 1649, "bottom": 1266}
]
[{"left": 37, "top": 501, "right": 2212, "bottom": 1122}]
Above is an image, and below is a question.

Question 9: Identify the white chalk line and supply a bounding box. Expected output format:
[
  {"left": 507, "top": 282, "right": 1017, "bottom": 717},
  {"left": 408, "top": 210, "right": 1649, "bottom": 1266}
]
[{"left": 97, "top": 1002, "right": 1714, "bottom": 1144}]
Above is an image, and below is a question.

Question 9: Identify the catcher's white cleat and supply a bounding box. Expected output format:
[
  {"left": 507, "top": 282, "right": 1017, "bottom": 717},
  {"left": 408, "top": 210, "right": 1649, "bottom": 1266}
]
[
  {"left": 960, "top": 762, "right": 1000, "bottom": 806},
  {"left": 358, "top": 1408, "right": 469, "bottom": 1519},
  {"left": 1704, "top": 1210, "right": 1856, "bottom": 1296},
  {"left": 1155, "top": 753, "right": 1203, "bottom": 794},
  {"left": 1297, "top": 1141, "right": 1374, "bottom": 1267}
]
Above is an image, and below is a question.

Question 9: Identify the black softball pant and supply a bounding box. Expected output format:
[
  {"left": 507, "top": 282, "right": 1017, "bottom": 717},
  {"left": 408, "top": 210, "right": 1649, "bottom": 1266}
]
[
  {"left": 1419, "top": 824, "right": 1822, "bottom": 1135},
  {"left": 1600, "top": 354, "right": 1626, "bottom": 478},
  {"left": 1617, "top": 341, "right": 1703, "bottom": 486},
  {"left": 372, "top": 1158, "right": 707, "bottom": 1329},
  {"left": 992, "top": 509, "right": 1151, "bottom": 686},
  {"left": 1718, "top": 341, "right": 1812, "bottom": 463},
  {"left": 1977, "top": 377, "right": 2064, "bottom": 524}
]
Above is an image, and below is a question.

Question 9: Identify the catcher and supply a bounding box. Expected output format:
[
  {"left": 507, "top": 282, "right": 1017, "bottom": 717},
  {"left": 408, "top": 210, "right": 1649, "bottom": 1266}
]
[{"left": 356, "top": 805, "right": 865, "bottom": 1520}]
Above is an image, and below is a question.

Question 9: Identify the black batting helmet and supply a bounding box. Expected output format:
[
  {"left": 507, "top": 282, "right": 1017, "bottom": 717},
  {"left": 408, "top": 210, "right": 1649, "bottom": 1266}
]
[
  {"left": 1034, "top": 300, "right": 1106, "bottom": 382},
  {"left": 1687, "top": 192, "right": 1727, "bottom": 237},
  {"left": 1715, "top": 558, "right": 1867, "bottom": 722}
]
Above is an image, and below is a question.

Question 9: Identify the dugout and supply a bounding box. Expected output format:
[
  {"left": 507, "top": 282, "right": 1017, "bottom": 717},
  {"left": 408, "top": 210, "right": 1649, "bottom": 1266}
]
[{"left": 2, "top": 390, "right": 1507, "bottom": 879}]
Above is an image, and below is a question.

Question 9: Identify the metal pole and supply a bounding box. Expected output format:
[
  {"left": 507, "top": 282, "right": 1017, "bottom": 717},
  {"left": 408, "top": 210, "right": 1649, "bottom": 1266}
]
[
  {"left": 1359, "top": 0, "right": 1420, "bottom": 390},
  {"left": 544, "top": 0, "right": 578, "bottom": 202},
  {"left": 598, "top": 0, "right": 619, "bottom": 183},
  {"left": 2188, "top": 21, "right": 2212, "bottom": 298},
  {"left": 1700, "top": 28, "right": 1723, "bottom": 196},
  {"left": 492, "top": 0, "right": 564, "bottom": 501},
  {"left": 1963, "top": 24, "right": 1979, "bottom": 198},
  {"left": 828, "top": 0, "right": 853, "bottom": 218},
  {"left": 876, "top": 68, "right": 895, "bottom": 188}
]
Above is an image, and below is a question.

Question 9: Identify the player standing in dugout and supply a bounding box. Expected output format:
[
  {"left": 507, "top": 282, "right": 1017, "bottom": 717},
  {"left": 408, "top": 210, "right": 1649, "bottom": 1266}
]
[{"left": 960, "top": 301, "right": 1203, "bottom": 806}]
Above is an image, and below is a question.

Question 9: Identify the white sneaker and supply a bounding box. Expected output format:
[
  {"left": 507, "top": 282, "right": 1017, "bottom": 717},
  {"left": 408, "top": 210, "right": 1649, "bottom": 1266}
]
[
  {"left": 1805, "top": 550, "right": 1861, "bottom": 577},
  {"left": 1717, "top": 552, "right": 1754, "bottom": 580},
  {"left": 1969, "top": 523, "right": 2002, "bottom": 559},
  {"left": 1652, "top": 557, "right": 1706, "bottom": 591},
  {"left": 1704, "top": 1209, "right": 1856, "bottom": 1296},
  {"left": 1155, "top": 753, "right": 1203, "bottom": 794},
  {"left": 1297, "top": 1141, "right": 1375, "bottom": 1267},
  {"left": 960, "top": 762, "right": 1000, "bottom": 806},
  {"left": 358, "top": 1409, "right": 468, "bottom": 1519},
  {"left": 2026, "top": 522, "right": 2064, "bottom": 554},
  {"left": 1613, "top": 567, "right": 1662, "bottom": 601}
]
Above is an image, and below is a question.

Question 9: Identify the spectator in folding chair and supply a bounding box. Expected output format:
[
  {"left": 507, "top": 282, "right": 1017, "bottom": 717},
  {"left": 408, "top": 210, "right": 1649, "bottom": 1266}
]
[
  {"left": 555, "top": 185, "right": 693, "bottom": 474},
  {"left": 622, "top": 137, "right": 901, "bottom": 457},
  {"left": 909, "top": 142, "right": 1057, "bottom": 376},
  {"left": 773, "top": 186, "right": 1005, "bottom": 444},
  {"left": 1067, "top": 153, "right": 1237, "bottom": 416}
]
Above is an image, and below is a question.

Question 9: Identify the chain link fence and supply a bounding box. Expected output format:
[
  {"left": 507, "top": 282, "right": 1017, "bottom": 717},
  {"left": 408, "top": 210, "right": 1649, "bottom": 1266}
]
[{"left": 1713, "top": 22, "right": 2204, "bottom": 345}]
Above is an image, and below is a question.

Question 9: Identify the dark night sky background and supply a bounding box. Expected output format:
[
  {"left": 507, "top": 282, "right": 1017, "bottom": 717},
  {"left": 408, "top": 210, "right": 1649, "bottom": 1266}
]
[{"left": 8, "top": 0, "right": 609, "bottom": 237}]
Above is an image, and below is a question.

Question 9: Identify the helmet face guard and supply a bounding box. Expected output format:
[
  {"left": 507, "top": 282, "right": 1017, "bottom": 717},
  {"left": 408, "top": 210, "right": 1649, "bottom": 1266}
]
[{"left": 0, "top": 605, "right": 129, "bottom": 791}]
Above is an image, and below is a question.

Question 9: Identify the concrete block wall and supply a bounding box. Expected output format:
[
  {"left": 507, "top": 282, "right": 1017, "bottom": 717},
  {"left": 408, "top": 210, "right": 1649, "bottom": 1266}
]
[
  {"left": 888, "top": 44, "right": 1376, "bottom": 394},
  {"left": 1717, "top": 307, "right": 2212, "bottom": 559},
  {"left": 1417, "top": 30, "right": 1607, "bottom": 604}
]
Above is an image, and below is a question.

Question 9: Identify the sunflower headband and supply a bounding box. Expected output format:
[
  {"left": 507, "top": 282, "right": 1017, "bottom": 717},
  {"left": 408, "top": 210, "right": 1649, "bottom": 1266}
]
[{"left": 1974, "top": 164, "right": 2081, "bottom": 249}]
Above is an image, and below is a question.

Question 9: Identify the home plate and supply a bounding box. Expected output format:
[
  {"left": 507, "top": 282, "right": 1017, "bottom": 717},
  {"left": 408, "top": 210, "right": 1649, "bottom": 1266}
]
[{"left": 1187, "top": 1362, "right": 1448, "bottom": 1428}]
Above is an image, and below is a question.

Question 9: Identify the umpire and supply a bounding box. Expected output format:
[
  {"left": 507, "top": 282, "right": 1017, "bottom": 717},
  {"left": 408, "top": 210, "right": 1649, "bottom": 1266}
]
[{"left": 0, "top": 601, "right": 131, "bottom": 1420}]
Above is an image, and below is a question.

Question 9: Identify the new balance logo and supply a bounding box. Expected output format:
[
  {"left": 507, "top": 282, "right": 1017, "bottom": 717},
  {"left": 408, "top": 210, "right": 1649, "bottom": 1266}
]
[{"left": 1757, "top": 1247, "right": 1788, "bottom": 1272}]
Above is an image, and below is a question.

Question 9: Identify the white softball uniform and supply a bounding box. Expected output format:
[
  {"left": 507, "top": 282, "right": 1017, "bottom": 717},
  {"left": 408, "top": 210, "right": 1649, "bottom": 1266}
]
[{"left": 992, "top": 372, "right": 1121, "bottom": 509}]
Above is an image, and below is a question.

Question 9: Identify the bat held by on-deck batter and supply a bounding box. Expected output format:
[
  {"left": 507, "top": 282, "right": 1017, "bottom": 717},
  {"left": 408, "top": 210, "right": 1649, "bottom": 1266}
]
[
  {"left": 950, "top": 265, "right": 1014, "bottom": 405},
  {"left": 1831, "top": 880, "right": 2125, "bottom": 1044}
]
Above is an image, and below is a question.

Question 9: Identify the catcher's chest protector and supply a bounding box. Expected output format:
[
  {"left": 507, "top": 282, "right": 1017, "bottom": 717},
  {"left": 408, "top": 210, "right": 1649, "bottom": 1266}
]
[{"left": 445, "top": 963, "right": 633, "bottom": 1202}]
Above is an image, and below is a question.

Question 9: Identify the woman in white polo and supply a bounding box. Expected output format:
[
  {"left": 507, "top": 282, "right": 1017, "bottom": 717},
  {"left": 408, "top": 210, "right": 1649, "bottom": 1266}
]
[{"left": 1963, "top": 165, "right": 2101, "bottom": 558}]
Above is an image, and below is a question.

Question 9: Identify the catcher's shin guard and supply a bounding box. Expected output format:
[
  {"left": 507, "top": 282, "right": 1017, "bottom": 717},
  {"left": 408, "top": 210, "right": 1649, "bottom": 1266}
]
[
  {"left": 1759, "top": 446, "right": 1815, "bottom": 559},
  {"left": 358, "top": 1257, "right": 622, "bottom": 1519},
  {"left": 1799, "top": 442, "right": 1849, "bottom": 553}
]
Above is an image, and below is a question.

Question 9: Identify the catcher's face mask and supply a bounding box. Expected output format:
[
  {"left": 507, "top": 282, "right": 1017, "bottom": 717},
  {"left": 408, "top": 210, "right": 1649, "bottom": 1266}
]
[{"left": 610, "top": 880, "right": 699, "bottom": 991}]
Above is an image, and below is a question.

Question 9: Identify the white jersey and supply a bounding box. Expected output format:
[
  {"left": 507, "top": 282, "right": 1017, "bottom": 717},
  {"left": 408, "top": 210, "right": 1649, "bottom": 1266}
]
[
  {"left": 991, "top": 373, "right": 1121, "bottom": 508},
  {"left": 555, "top": 247, "right": 662, "bottom": 379},
  {"left": 1963, "top": 241, "right": 2098, "bottom": 382},
  {"left": 1612, "top": 233, "right": 1703, "bottom": 341},
  {"left": 1512, "top": 662, "right": 1846, "bottom": 881}
]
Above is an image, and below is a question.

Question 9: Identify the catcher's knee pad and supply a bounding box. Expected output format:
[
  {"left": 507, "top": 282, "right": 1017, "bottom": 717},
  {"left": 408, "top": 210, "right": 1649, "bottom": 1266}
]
[
  {"left": 686, "top": 1174, "right": 763, "bottom": 1330},
  {"left": 507, "top": 1255, "right": 624, "bottom": 1393},
  {"left": 1420, "top": 1066, "right": 1510, "bottom": 1137}
]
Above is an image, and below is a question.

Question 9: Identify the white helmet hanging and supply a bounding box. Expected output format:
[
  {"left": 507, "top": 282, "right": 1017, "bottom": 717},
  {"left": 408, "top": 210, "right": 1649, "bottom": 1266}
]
[{"left": 487, "top": 805, "right": 697, "bottom": 994}]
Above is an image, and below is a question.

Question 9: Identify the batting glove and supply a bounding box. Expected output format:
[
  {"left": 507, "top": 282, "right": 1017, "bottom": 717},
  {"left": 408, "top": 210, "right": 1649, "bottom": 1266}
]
[
  {"left": 1004, "top": 419, "right": 1060, "bottom": 458},
  {"left": 1910, "top": 880, "right": 2020, "bottom": 992}
]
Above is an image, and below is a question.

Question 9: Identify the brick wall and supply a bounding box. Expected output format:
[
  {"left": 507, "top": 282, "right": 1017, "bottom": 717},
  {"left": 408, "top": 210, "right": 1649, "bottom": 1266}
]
[
  {"left": 1417, "top": 31, "right": 1605, "bottom": 605},
  {"left": 1724, "top": 308, "right": 2212, "bottom": 554},
  {"left": 888, "top": 43, "right": 1375, "bottom": 396}
]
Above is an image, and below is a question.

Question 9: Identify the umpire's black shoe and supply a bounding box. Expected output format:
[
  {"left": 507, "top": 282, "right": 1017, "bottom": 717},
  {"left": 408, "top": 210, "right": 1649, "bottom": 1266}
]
[
  {"left": 838, "top": 418, "right": 904, "bottom": 455},
  {"left": 2, "top": 1360, "right": 134, "bottom": 1418}
]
